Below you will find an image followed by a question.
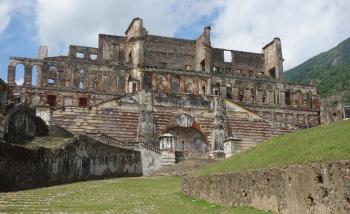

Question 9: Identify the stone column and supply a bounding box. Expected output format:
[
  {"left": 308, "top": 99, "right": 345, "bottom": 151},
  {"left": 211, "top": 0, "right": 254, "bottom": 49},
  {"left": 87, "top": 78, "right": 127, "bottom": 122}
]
[
  {"left": 23, "top": 65, "right": 32, "bottom": 86},
  {"left": 7, "top": 66, "right": 16, "bottom": 86},
  {"left": 207, "top": 78, "right": 211, "bottom": 95},
  {"left": 213, "top": 97, "right": 226, "bottom": 159},
  {"left": 180, "top": 76, "right": 185, "bottom": 93},
  {"left": 137, "top": 109, "right": 156, "bottom": 144},
  {"left": 152, "top": 74, "right": 157, "bottom": 93}
]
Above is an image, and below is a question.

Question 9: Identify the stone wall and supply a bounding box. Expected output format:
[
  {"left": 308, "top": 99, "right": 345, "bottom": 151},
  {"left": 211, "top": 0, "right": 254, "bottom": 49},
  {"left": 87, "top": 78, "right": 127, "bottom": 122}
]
[
  {"left": 144, "top": 35, "right": 196, "bottom": 70},
  {"left": 182, "top": 161, "right": 350, "bottom": 214},
  {"left": 0, "top": 136, "right": 142, "bottom": 192},
  {"left": 3, "top": 104, "right": 48, "bottom": 143},
  {"left": 140, "top": 148, "right": 162, "bottom": 176}
]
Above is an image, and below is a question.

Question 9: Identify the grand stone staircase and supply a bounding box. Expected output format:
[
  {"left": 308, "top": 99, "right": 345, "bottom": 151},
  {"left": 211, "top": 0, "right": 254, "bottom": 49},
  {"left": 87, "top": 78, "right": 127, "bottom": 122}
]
[{"left": 82, "top": 132, "right": 161, "bottom": 154}]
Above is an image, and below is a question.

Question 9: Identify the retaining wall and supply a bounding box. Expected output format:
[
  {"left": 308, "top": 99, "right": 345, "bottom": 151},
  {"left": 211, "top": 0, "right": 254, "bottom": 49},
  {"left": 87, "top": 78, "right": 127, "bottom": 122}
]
[
  {"left": 182, "top": 161, "right": 350, "bottom": 214},
  {"left": 0, "top": 136, "right": 142, "bottom": 192}
]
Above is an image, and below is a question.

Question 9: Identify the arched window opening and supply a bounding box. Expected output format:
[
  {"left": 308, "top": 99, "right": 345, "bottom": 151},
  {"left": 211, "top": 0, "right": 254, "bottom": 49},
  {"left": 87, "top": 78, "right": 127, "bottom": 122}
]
[
  {"left": 213, "top": 83, "right": 220, "bottom": 96},
  {"left": 15, "top": 64, "right": 25, "bottom": 86},
  {"left": 262, "top": 90, "right": 268, "bottom": 103},
  {"left": 201, "top": 85, "right": 206, "bottom": 95},
  {"left": 251, "top": 88, "right": 256, "bottom": 103},
  {"left": 132, "top": 82, "right": 137, "bottom": 92},
  {"left": 143, "top": 73, "right": 153, "bottom": 92},
  {"left": 48, "top": 78, "right": 55, "bottom": 86},
  {"left": 126, "top": 50, "right": 133, "bottom": 63},
  {"left": 239, "top": 89, "right": 244, "bottom": 102},
  {"left": 185, "top": 79, "right": 194, "bottom": 94},
  {"left": 269, "top": 67, "right": 276, "bottom": 79},
  {"left": 79, "top": 81, "right": 84, "bottom": 90},
  {"left": 226, "top": 86, "right": 232, "bottom": 99},
  {"left": 306, "top": 93, "right": 312, "bottom": 109},
  {"left": 128, "top": 80, "right": 138, "bottom": 93},
  {"left": 171, "top": 78, "right": 180, "bottom": 94},
  {"left": 200, "top": 60, "right": 205, "bottom": 71},
  {"left": 49, "top": 66, "right": 58, "bottom": 72},
  {"left": 285, "top": 90, "right": 291, "bottom": 105}
]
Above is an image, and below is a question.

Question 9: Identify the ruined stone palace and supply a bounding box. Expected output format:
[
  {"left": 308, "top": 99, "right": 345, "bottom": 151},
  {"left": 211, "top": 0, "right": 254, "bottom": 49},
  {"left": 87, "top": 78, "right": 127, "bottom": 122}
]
[{"left": 6, "top": 18, "right": 320, "bottom": 163}]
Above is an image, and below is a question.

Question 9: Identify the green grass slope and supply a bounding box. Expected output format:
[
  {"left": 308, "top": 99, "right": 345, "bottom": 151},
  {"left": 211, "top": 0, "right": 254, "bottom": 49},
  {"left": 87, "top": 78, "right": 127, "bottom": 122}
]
[
  {"left": 284, "top": 37, "right": 350, "bottom": 103},
  {"left": 193, "top": 120, "right": 350, "bottom": 176},
  {"left": 0, "top": 176, "right": 271, "bottom": 214}
]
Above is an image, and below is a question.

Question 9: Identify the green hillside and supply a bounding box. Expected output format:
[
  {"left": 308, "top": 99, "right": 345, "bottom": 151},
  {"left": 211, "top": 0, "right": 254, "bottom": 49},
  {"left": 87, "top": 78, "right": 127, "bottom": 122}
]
[
  {"left": 284, "top": 37, "right": 350, "bottom": 103},
  {"left": 193, "top": 120, "right": 350, "bottom": 176}
]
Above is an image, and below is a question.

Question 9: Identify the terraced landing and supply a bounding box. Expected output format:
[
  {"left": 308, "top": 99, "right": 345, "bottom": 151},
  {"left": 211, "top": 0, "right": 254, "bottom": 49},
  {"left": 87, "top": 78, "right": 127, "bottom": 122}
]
[
  {"left": 0, "top": 177, "right": 271, "bottom": 214},
  {"left": 152, "top": 158, "right": 215, "bottom": 176}
]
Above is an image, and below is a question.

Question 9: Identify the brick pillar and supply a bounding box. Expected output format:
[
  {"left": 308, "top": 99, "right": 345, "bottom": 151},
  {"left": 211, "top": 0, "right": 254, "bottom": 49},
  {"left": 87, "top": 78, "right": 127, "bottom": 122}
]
[
  {"left": 152, "top": 74, "right": 157, "bottom": 93},
  {"left": 7, "top": 65, "right": 16, "bottom": 86},
  {"left": 166, "top": 74, "right": 171, "bottom": 92},
  {"left": 207, "top": 79, "right": 211, "bottom": 95},
  {"left": 193, "top": 78, "right": 199, "bottom": 95},
  {"left": 24, "top": 65, "right": 32, "bottom": 86},
  {"left": 180, "top": 77, "right": 185, "bottom": 93},
  {"left": 41, "top": 68, "right": 48, "bottom": 87}
]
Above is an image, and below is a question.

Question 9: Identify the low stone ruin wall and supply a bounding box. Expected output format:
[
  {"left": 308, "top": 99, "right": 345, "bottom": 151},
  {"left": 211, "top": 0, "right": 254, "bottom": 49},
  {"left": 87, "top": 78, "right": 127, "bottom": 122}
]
[
  {"left": 182, "top": 161, "right": 350, "bottom": 214},
  {"left": 0, "top": 137, "right": 142, "bottom": 192},
  {"left": 3, "top": 103, "right": 48, "bottom": 143}
]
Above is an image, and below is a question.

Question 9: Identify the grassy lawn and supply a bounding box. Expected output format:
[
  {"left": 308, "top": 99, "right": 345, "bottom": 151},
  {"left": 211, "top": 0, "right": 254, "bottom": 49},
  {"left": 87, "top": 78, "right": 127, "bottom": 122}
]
[
  {"left": 0, "top": 176, "right": 271, "bottom": 214},
  {"left": 193, "top": 120, "right": 350, "bottom": 176}
]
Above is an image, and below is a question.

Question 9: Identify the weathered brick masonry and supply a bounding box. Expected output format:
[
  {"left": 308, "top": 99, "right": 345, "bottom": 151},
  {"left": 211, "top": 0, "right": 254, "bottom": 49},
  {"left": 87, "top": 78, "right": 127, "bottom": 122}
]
[{"left": 6, "top": 17, "right": 321, "bottom": 159}]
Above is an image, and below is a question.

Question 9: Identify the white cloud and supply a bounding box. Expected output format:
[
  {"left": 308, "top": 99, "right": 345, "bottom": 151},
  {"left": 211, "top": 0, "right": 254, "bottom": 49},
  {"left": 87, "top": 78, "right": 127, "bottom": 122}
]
[
  {"left": 0, "top": 0, "right": 33, "bottom": 35},
  {"left": 33, "top": 0, "right": 350, "bottom": 69},
  {"left": 0, "top": 3, "right": 11, "bottom": 34},
  {"left": 35, "top": 0, "right": 223, "bottom": 55},
  {"left": 15, "top": 78, "right": 23, "bottom": 85},
  {"left": 211, "top": 0, "right": 350, "bottom": 69}
]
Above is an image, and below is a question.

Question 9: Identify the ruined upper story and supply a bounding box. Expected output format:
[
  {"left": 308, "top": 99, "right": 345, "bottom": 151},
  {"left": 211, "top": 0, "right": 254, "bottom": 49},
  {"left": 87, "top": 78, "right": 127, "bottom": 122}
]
[
  {"left": 96, "top": 18, "right": 284, "bottom": 80},
  {"left": 6, "top": 18, "right": 319, "bottom": 113},
  {"left": 7, "top": 17, "right": 284, "bottom": 87}
]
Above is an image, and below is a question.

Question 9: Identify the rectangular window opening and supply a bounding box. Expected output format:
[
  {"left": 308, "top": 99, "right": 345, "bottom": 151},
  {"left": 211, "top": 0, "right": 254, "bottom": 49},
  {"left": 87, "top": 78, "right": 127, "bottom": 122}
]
[
  {"left": 226, "top": 87, "right": 232, "bottom": 99},
  {"left": 90, "top": 54, "right": 97, "bottom": 60},
  {"left": 47, "top": 95, "right": 56, "bottom": 107},
  {"left": 224, "top": 50, "right": 232, "bottom": 62},
  {"left": 76, "top": 52, "right": 84, "bottom": 58},
  {"left": 79, "top": 97, "right": 88, "bottom": 107}
]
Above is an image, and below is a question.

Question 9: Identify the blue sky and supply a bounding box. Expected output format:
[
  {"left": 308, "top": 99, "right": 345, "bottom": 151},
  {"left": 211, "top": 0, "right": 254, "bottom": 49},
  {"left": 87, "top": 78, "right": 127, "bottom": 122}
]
[
  {"left": 0, "top": 2, "right": 36, "bottom": 82},
  {"left": 1, "top": 0, "right": 350, "bottom": 83}
]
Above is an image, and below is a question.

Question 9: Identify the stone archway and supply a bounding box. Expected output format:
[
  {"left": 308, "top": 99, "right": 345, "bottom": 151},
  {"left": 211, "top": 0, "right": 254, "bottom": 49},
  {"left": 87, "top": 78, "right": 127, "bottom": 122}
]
[{"left": 166, "top": 126, "right": 209, "bottom": 162}]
